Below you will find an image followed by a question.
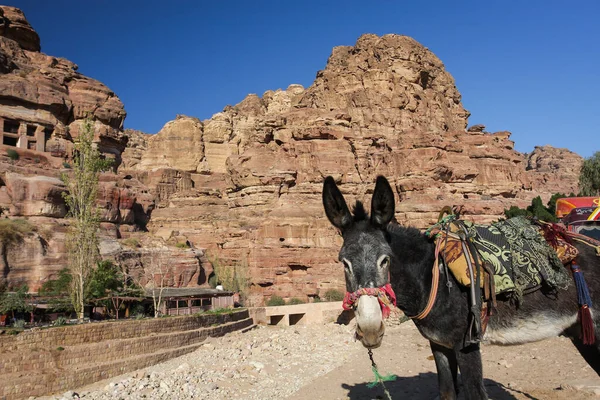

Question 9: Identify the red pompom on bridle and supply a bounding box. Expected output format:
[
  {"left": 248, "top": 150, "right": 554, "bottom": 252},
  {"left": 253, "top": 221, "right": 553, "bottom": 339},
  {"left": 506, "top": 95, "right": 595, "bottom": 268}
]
[{"left": 342, "top": 283, "right": 397, "bottom": 318}]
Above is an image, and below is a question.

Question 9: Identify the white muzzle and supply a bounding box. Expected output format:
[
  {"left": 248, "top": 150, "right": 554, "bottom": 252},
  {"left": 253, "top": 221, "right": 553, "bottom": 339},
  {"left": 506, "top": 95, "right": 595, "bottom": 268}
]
[{"left": 354, "top": 295, "right": 385, "bottom": 349}]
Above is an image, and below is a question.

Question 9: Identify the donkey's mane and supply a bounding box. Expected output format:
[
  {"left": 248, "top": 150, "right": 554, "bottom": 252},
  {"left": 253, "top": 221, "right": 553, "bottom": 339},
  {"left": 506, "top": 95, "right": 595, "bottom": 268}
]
[{"left": 352, "top": 201, "right": 369, "bottom": 222}]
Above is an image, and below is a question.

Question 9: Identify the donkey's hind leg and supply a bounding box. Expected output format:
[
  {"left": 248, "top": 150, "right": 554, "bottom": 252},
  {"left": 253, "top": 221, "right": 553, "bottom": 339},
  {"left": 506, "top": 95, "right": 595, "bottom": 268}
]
[
  {"left": 430, "top": 341, "right": 459, "bottom": 400},
  {"left": 456, "top": 343, "right": 488, "bottom": 400}
]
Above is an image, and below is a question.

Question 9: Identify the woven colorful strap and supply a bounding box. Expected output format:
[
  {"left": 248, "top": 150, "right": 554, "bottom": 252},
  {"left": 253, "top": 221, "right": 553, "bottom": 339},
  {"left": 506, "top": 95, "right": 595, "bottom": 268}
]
[{"left": 342, "top": 283, "right": 397, "bottom": 318}]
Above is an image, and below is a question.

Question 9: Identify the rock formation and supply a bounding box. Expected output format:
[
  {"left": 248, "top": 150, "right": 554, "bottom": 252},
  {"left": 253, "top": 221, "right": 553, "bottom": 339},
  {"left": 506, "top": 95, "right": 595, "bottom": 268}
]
[
  {"left": 121, "top": 34, "right": 582, "bottom": 305},
  {"left": 0, "top": 8, "right": 584, "bottom": 305},
  {"left": 0, "top": 7, "right": 208, "bottom": 292}
]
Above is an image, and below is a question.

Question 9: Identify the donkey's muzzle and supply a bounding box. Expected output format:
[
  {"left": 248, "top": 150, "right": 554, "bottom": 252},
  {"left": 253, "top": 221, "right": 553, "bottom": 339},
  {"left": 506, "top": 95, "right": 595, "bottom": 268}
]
[{"left": 354, "top": 295, "right": 385, "bottom": 349}]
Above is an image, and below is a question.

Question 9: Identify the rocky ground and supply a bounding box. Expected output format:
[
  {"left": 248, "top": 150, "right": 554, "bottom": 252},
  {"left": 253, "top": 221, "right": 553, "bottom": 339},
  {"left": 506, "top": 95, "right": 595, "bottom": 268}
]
[{"left": 39, "top": 316, "right": 600, "bottom": 400}]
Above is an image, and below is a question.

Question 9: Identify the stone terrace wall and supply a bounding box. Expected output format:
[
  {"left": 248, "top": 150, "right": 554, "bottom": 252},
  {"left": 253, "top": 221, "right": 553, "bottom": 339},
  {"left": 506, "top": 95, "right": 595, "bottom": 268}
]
[{"left": 0, "top": 310, "right": 253, "bottom": 400}]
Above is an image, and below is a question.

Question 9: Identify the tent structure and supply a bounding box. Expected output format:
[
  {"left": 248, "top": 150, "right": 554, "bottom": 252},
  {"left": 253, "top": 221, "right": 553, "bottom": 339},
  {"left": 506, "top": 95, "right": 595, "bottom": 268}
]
[
  {"left": 555, "top": 197, "right": 600, "bottom": 218},
  {"left": 555, "top": 197, "right": 600, "bottom": 241}
]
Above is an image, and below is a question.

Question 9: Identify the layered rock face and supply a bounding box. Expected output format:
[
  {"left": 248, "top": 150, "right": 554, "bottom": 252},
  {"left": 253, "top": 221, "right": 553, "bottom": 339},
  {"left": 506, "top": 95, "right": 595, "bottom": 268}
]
[
  {"left": 122, "top": 34, "right": 582, "bottom": 305},
  {"left": 0, "top": 7, "right": 207, "bottom": 292},
  {"left": 0, "top": 9, "right": 583, "bottom": 303},
  {"left": 0, "top": 5, "right": 126, "bottom": 163}
]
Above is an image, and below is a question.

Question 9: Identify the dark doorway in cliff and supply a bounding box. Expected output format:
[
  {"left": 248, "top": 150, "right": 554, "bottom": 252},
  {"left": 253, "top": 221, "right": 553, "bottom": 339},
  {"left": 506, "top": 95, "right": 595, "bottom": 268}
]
[
  {"left": 132, "top": 203, "right": 150, "bottom": 232},
  {"left": 3, "top": 119, "right": 19, "bottom": 134},
  {"left": 44, "top": 127, "right": 54, "bottom": 142},
  {"left": 3, "top": 136, "right": 17, "bottom": 146},
  {"left": 197, "top": 265, "right": 207, "bottom": 286},
  {"left": 419, "top": 71, "right": 430, "bottom": 89}
]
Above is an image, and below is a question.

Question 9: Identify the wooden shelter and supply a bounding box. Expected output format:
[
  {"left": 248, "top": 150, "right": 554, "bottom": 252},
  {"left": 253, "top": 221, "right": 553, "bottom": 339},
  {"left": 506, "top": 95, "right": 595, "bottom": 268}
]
[{"left": 149, "top": 288, "right": 235, "bottom": 316}]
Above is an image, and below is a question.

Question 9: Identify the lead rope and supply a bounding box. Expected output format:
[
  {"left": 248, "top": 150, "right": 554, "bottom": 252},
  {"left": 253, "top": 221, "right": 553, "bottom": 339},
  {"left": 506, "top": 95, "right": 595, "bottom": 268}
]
[{"left": 367, "top": 349, "right": 396, "bottom": 400}]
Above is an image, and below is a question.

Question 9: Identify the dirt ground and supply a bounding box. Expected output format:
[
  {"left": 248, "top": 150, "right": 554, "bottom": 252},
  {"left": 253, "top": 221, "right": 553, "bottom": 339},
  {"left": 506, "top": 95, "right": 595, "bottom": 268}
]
[
  {"left": 49, "top": 320, "right": 600, "bottom": 400},
  {"left": 289, "top": 322, "right": 600, "bottom": 400}
]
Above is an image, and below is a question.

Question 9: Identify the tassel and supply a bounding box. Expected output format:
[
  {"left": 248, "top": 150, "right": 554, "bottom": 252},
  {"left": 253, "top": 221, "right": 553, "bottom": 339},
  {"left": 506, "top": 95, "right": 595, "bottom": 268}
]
[
  {"left": 571, "top": 263, "right": 595, "bottom": 345},
  {"left": 580, "top": 306, "right": 595, "bottom": 345}
]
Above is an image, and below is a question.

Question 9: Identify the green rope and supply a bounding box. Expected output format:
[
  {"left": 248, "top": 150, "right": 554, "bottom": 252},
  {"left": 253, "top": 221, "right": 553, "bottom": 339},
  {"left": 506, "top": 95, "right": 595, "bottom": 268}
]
[{"left": 367, "top": 349, "right": 397, "bottom": 400}]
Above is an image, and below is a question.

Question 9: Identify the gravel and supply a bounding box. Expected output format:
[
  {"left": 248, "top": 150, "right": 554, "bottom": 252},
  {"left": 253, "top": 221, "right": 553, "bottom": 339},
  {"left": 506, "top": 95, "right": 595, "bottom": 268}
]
[{"left": 49, "top": 323, "right": 363, "bottom": 400}]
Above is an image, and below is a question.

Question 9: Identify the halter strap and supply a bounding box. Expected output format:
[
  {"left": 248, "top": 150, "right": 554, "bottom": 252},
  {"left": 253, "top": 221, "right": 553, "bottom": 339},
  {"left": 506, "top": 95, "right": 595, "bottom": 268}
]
[
  {"left": 407, "top": 238, "right": 441, "bottom": 320},
  {"left": 343, "top": 283, "right": 397, "bottom": 318}
]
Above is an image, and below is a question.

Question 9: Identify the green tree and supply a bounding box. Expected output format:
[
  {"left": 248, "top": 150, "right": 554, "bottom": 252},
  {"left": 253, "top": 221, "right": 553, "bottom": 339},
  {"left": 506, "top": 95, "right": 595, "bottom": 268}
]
[
  {"left": 503, "top": 194, "right": 566, "bottom": 222},
  {"left": 87, "top": 260, "right": 122, "bottom": 302},
  {"left": 61, "top": 117, "right": 112, "bottom": 320},
  {"left": 0, "top": 285, "right": 33, "bottom": 321},
  {"left": 579, "top": 151, "right": 600, "bottom": 196},
  {"left": 526, "top": 196, "right": 557, "bottom": 222},
  {"left": 39, "top": 268, "right": 74, "bottom": 312}
]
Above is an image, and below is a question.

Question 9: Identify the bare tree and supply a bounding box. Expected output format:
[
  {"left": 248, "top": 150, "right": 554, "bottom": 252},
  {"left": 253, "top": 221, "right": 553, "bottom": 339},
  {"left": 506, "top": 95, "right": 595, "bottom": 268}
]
[{"left": 128, "top": 250, "right": 173, "bottom": 318}]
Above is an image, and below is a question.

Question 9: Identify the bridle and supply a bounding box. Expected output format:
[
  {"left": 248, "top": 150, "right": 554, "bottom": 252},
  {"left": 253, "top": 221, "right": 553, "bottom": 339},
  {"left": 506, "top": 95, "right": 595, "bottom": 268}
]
[{"left": 342, "top": 238, "right": 441, "bottom": 321}]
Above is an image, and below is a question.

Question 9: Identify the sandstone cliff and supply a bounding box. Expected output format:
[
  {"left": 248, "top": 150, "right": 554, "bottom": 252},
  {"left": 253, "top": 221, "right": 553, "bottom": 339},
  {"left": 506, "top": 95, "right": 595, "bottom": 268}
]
[
  {"left": 0, "top": 8, "right": 583, "bottom": 304},
  {"left": 121, "top": 34, "right": 582, "bottom": 305},
  {"left": 0, "top": 7, "right": 208, "bottom": 292}
]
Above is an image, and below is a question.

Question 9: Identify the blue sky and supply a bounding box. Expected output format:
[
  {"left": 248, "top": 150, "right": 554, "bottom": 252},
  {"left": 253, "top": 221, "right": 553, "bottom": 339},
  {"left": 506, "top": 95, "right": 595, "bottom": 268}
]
[{"left": 8, "top": 0, "right": 600, "bottom": 158}]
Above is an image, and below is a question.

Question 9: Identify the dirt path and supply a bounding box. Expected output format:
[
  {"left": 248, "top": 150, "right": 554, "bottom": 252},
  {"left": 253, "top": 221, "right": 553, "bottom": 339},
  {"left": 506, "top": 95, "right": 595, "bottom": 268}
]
[
  {"left": 290, "top": 322, "right": 600, "bottom": 400},
  {"left": 45, "top": 320, "right": 600, "bottom": 400}
]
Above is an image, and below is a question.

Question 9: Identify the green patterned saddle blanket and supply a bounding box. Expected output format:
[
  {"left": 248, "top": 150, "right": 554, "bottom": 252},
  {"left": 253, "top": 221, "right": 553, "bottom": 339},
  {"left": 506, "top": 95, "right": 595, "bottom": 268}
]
[
  {"left": 464, "top": 216, "right": 571, "bottom": 297},
  {"left": 433, "top": 216, "right": 572, "bottom": 299}
]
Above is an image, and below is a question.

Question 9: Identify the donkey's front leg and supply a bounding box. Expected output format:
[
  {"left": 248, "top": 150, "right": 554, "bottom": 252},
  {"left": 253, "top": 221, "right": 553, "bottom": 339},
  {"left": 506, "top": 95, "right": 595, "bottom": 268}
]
[
  {"left": 456, "top": 343, "right": 488, "bottom": 400},
  {"left": 430, "top": 341, "right": 459, "bottom": 400}
]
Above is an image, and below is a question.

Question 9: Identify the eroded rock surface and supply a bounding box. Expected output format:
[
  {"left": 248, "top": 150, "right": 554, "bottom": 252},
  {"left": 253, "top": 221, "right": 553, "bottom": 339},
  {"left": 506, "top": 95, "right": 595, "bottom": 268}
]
[
  {"left": 122, "top": 34, "right": 582, "bottom": 305},
  {"left": 0, "top": 9, "right": 583, "bottom": 303}
]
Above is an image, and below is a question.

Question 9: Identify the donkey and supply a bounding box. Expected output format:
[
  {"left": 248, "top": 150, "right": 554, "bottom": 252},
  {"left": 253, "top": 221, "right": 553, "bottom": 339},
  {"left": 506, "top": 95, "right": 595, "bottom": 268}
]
[{"left": 322, "top": 175, "right": 600, "bottom": 400}]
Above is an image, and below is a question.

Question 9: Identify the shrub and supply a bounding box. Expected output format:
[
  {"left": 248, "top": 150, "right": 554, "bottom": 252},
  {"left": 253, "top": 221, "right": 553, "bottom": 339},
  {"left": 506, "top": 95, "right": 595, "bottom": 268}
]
[
  {"left": 13, "top": 319, "right": 26, "bottom": 329},
  {"left": 122, "top": 238, "right": 140, "bottom": 248},
  {"left": 56, "top": 346, "right": 65, "bottom": 351},
  {"left": 54, "top": 316, "right": 67, "bottom": 326},
  {"left": 62, "top": 162, "right": 71, "bottom": 169},
  {"left": 312, "top": 297, "right": 322, "bottom": 303},
  {"left": 323, "top": 289, "right": 345, "bottom": 302},
  {"left": 6, "top": 148, "right": 19, "bottom": 161},
  {"left": 175, "top": 242, "right": 189, "bottom": 249},
  {"left": 0, "top": 218, "right": 35, "bottom": 246},
  {"left": 266, "top": 295, "right": 285, "bottom": 306},
  {"left": 287, "top": 297, "right": 305, "bottom": 305}
]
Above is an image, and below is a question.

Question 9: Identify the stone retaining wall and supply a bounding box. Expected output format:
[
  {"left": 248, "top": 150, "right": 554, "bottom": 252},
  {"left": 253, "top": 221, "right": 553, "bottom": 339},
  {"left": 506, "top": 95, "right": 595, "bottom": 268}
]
[{"left": 0, "top": 310, "right": 253, "bottom": 400}]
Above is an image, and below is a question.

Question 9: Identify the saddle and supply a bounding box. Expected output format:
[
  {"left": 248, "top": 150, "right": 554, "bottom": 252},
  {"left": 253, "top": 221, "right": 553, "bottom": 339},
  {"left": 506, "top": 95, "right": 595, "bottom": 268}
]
[{"left": 426, "top": 214, "right": 585, "bottom": 346}]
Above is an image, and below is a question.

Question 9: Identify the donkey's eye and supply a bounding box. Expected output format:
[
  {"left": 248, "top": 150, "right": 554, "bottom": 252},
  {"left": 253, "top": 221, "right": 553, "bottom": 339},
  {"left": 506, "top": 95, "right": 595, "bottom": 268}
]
[
  {"left": 342, "top": 258, "right": 352, "bottom": 272},
  {"left": 379, "top": 256, "right": 390, "bottom": 269}
]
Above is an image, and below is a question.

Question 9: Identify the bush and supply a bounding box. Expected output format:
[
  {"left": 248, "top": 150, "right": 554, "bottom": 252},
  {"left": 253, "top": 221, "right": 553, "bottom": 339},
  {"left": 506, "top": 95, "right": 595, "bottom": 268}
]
[
  {"left": 175, "top": 242, "right": 189, "bottom": 249},
  {"left": 287, "top": 297, "right": 305, "bottom": 305},
  {"left": 6, "top": 148, "right": 19, "bottom": 161},
  {"left": 323, "top": 289, "right": 345, "bottom": 302},
  {"left": 122, "top": 238, "right": 140, "bottom": 248},
  {"left": 13, "top": 319, "right": 26, "bottom": 329},
  {"left": 54, "top": 316, "right": 67, "bottom": 326},
  {"left": 266, "top": 295, "right": 285, "bottom": 306},
  {"left": 0, "top": 218, "right": 35, "bottom": 246},
  {"left": 62, "top": 162, "right": 71, "bottom": 169}
]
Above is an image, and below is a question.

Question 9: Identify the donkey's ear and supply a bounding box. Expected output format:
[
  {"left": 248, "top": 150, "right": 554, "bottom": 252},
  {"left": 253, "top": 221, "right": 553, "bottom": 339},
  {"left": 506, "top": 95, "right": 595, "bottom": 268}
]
[
  {"left": 322, "top": 176, "right": 353, "bottom": 231},
  {"left": 371, "top": 175, "right": 395, "bottom": 227}
]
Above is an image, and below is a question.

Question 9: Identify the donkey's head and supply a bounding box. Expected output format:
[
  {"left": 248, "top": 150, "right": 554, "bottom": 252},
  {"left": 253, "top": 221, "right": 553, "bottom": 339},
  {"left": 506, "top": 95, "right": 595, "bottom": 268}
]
[{"left": 322, "top": 175, "right": 396, "bottom": 349}]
